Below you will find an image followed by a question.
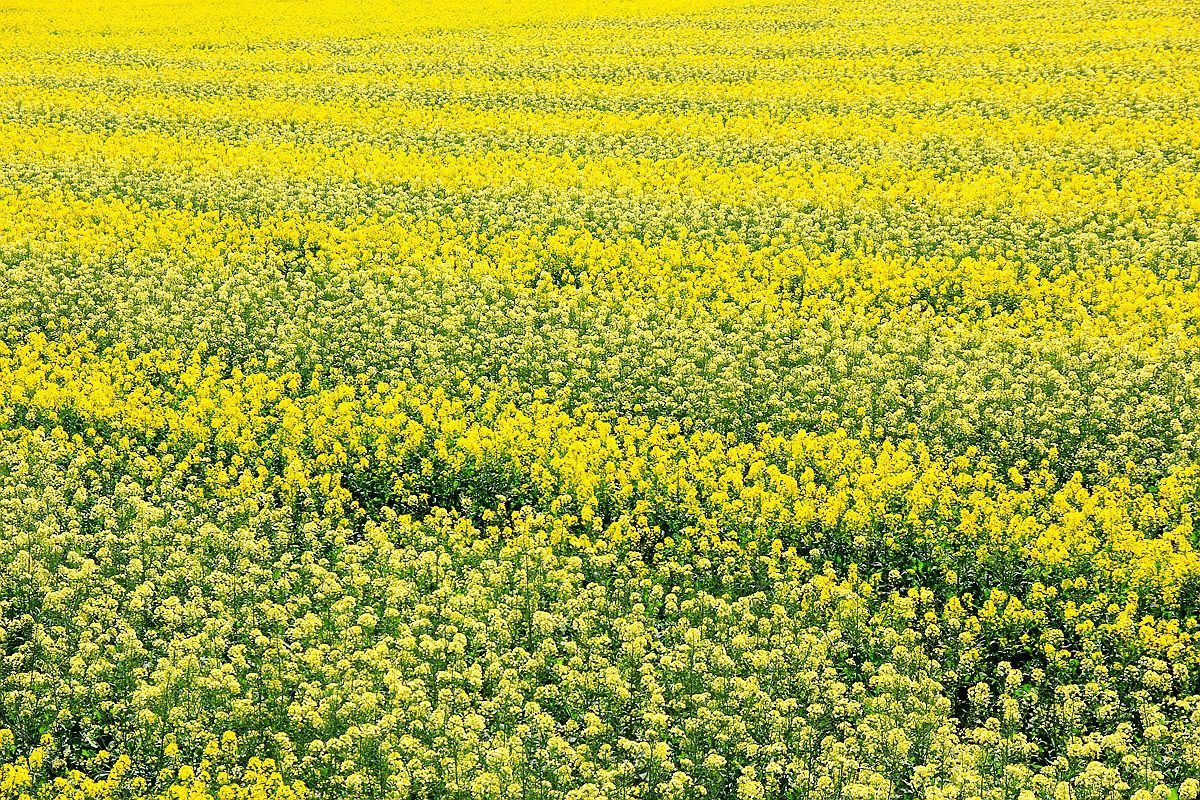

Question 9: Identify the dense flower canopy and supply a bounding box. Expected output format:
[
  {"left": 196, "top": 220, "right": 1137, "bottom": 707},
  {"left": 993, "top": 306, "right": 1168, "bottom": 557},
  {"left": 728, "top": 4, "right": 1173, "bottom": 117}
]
[{"left": 1, "top": 0, "right": 1199, "bottom": 798}]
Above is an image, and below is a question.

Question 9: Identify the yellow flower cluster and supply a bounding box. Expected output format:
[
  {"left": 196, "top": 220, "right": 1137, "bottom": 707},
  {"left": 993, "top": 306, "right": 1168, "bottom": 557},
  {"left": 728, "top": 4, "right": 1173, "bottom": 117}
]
[
  {"left": 1, "top": 0, "right": 1198, "bottom": 797},
  {"left": 1, "top": 732, "right": 305, "bottom": 800}
]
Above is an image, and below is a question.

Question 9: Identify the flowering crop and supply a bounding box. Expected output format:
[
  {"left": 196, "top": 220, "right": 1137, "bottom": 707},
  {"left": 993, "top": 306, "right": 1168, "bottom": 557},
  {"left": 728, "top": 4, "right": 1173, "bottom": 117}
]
[{"left": 1, "top": 0, "right": 1199, "bottom": 797}]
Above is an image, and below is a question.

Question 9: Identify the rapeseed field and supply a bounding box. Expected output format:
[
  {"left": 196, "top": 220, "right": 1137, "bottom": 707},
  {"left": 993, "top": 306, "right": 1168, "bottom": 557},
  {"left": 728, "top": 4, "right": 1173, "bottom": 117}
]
[{"left": 1, "top": 0, "right": 1199, "bottom": 797}]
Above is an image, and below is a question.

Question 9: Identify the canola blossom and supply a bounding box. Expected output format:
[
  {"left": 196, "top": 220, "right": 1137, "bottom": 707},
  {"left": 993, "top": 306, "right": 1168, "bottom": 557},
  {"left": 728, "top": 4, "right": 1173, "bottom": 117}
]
[{"left": 1, "top": 0, "right": 1199, "bottom": 797}]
